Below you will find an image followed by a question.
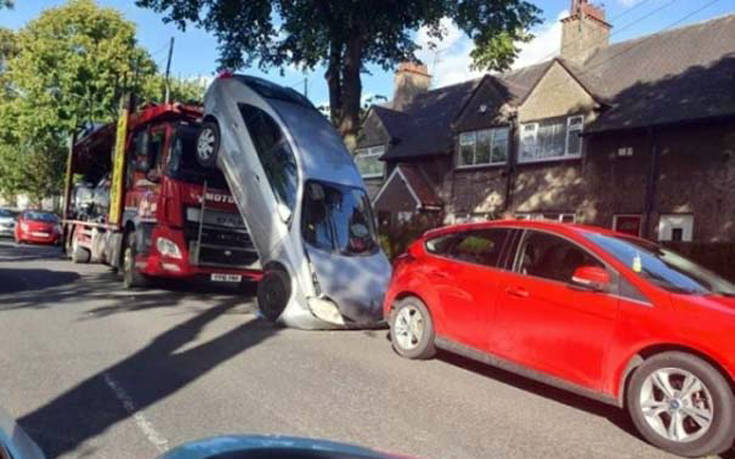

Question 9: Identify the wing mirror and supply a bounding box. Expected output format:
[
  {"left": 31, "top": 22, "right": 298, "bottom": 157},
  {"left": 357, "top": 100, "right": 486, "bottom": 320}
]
[{"left": 570, "top": 266, "right": 611, "bottom": 292}]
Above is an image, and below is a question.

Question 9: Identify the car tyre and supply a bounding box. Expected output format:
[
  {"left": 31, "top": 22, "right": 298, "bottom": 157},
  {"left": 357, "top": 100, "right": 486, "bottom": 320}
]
[
  {"left": 257, "top": 268, "right": 291, "bottom": 323},
  {"left": 196, "top": 120, "right": 220, "bottom": 168},
  {"left": 390, "top": 296, "right": 436, "bottom": 360},
  {"left": 70, "top": 236, "right": 91, "bottom": 264},
  {"left": 122, "top": 231, "right": 148, "bottom": 289},
  {"left": 627, "top": 351, "right": 735, "bottom": 457}
]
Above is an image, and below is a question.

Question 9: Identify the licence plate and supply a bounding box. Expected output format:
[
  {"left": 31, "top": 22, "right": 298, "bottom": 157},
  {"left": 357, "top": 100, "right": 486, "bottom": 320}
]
[
  {"left": 211, "top": 273, "right": 242, "bottom": 283},
  {"left": 31, "top": 232, "right": 49, "bottom": 237}
]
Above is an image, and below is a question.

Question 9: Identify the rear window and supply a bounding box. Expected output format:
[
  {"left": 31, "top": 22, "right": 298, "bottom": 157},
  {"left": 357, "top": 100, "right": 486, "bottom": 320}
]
[
  {"left": 24, "top": 211, "right": 58, "bottom": 223},
  {"left": 426, "top": 228, "right": 510, "bottom": 268}
]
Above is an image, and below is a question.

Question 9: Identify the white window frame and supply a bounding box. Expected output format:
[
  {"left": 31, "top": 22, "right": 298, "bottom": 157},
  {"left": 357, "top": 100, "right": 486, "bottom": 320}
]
[
  {"left": 519, "top": 115, "right": 584, "bottom": 164},
  {"left": 354, "top": 145, "right": 385, "bottom": 179},
  {"left": 456, "top": 127, "right": 509, "bottom": 169},
  {"left": 658, "top": 214, "right": 694, "bottom": 242},
  {"left": 617, "top": 147, "right": 634, "bottom": 157}
]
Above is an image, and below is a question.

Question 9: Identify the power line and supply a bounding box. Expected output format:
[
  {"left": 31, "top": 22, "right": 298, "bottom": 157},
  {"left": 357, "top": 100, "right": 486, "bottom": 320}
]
[{"left": 606, "top": 0, "right": 655, "bottom": 23}]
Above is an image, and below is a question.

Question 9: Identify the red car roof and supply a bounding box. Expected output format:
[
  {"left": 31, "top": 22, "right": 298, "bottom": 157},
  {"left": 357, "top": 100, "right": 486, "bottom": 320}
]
[{"left": 421, "top": 219, "right": 635, "bottom": 241}]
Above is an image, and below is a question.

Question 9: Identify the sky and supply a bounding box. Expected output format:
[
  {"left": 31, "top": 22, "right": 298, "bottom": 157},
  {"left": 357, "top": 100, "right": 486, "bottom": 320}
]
[{"left": 1, "top": 0, "right": 733, "bottom": 108}]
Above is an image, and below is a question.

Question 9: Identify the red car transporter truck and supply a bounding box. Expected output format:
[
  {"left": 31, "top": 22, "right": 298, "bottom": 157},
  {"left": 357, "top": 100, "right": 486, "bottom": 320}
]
[{"left": 62, "top": 98, "right": 262, "bottom": 288}]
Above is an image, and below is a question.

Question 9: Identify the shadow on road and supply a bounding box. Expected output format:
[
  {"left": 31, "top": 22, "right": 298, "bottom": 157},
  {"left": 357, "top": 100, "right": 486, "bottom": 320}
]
[
  {"left": 0, "top": 241, "right": 64, "bottom": 262},
  {"left": 18, "top": 299, "right": 277, "bottom": 458},
  {"left": 0, "top": 268, "right": 80, "bottom": 294}
]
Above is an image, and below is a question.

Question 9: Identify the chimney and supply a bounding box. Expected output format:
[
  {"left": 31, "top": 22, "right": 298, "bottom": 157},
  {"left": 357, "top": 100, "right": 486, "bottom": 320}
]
[
  {"left": 393, "top": 62, "right": 431, "bottom": 111},
  {"left": 561, "top": 0, "right": 611, "bottom": 64}
]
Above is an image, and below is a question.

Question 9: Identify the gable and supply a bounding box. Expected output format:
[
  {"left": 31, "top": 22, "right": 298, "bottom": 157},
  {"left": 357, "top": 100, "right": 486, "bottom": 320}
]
[
  {"left": 453, "top": 76, "right": 514, "bottom": 132},
  {"left": 356, "top": 108, "right": 390, "bottom": 149},
  {"left": 373, "top": 167, "right": 420, "bottom": 212},
  {"left": 518, "top": 60, "right": 599, "bottom": 123}
]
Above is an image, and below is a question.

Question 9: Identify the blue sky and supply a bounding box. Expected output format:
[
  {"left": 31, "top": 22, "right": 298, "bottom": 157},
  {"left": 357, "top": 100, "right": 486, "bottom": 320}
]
[{"left": 1, "top": 0, "right": 732, "bottom": 107}]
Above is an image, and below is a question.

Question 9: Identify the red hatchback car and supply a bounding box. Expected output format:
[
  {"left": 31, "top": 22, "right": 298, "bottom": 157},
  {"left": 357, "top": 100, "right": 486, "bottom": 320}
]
[
  {"left": 14, "top": 210, "right": 61, "bottom": 245},
  {"left": 385, "top": 220, "right": 735, "bottom": 457}
]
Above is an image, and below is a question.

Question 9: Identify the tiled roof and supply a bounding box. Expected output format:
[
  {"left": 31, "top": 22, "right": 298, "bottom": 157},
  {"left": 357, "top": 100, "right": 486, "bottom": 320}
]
[
  {"left": 396, "top": 163, "right": 442, "bottom": 208},
  {"left": 368, "top": 13, "right": 735, "bottom": 157}
]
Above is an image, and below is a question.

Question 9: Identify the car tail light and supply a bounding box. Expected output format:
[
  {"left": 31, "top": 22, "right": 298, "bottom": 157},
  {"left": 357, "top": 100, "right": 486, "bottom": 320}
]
[{"left": 217, "top": 70, "right": 233, "bottom": 79}]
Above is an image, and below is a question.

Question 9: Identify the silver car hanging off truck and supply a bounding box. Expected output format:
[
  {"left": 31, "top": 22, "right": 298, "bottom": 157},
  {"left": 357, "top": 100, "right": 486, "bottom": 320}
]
[{"left": 195, "top": 73, "right": 391, "bottom": 329}]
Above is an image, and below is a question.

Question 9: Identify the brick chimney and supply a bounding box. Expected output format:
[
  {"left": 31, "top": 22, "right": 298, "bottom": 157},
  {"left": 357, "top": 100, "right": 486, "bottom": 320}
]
[
  {"left": 393, "top": 62, "right": 431, "bottom": 111},
  {"left": 561, "top": 0, "right": 611, "bottom": 64}
]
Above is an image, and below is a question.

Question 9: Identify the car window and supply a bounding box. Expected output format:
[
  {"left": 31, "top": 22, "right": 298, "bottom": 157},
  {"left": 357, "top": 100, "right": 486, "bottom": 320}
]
[
  {"left": 443, "top": 229, "right": 510, "bottom": 268},
  {"left": 516, "top": 230, "right": 603, "bottom": 283},
  {"left": 148, "top": 129, "right": 165, "bottom": 172},
  {"left": 425, "top": 234, "right": 458, "bottom": 255},
  {"left": 238, "top": 103, "right": 298, "bottom": 212}
]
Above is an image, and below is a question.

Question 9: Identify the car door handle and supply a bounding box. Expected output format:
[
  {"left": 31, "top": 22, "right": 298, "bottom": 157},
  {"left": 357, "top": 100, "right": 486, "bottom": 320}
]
[
  {"left": 429, "top": 271, "right": 450, "bottom": 280},
  {"left": 505, "top": 286, "right": 530, "bottom": 298}
]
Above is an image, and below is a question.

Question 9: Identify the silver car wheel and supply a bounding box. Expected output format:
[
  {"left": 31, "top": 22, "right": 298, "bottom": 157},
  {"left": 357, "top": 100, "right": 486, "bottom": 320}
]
[
  {"left": 639, "top": 367, "right": 714, "bottom": 443},
  {"left": 197, "top": 127, "right": 216, "bottom": 161},
  {"left": 393, "top": 306, "right": 424, "bottom": 350}
]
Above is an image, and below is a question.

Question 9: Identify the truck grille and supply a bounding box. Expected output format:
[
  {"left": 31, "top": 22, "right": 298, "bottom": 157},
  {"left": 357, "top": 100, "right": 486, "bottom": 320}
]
[{"left": 185, "top": 207, "right": 260, "bottom": 269}]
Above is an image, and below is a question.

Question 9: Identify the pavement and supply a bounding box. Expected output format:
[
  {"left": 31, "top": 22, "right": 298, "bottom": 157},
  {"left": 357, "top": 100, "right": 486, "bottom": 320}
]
[{"left": 0, "top": 239, "right": 728, "bottom": 458}]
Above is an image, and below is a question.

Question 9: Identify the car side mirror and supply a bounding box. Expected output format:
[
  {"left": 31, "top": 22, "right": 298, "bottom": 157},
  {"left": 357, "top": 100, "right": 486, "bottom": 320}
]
[{"left": 570, "top": 266, "right": 611, "bottom": 292}]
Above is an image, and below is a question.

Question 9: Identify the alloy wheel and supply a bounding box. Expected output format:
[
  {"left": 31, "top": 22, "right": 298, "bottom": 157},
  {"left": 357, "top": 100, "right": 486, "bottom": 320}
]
[
  {"left": 639, "top": 367, "right": 714, "bottom": 443},
  {"left": 197, "top": 127, "right": 215, "bottom": 161},
  {"left": 393, "top": 306, "right": 424, "bottom": 350}
]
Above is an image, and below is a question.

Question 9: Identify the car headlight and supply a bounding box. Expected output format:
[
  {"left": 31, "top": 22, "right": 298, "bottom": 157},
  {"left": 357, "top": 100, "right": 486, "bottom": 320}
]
[
  {"left": 156, "top": 237, "right": 182, "bottom": 259},
  {"left": 20, "top": 222, "right": 28, "bottom": 232}
]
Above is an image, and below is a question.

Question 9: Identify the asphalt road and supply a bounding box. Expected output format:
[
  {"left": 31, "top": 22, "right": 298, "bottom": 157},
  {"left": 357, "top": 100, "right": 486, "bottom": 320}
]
[{"left": 0, "top": 240, "right": 729, "bottom": 459}]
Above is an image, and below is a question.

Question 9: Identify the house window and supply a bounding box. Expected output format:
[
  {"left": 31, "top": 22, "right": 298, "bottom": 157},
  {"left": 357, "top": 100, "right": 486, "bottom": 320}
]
[
  {"left": 613, "top": 214, "right": 643, "bottom": 237},
  {"left": 658, "top": 214, "right": 693, "bottom": 242},
  {"left": 520, "top": 115, "right": 584, "bottom": 162},
  {"left": 515, "top": 212, "right": 576, "bottom": 223},
  {"left": 617, "top": 147, "right": 634, "bottom": 157},
  {"left": 354, "top": 146, "right": 385, "bottom": 179},
  {"left": 457, "top": 127, "right": 509, "bottom": 167}
]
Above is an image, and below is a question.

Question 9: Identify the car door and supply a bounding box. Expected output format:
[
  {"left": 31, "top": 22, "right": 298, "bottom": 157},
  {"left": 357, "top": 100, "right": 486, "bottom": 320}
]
[
  {"left": 231, "top": 103, "right": 297, "bottom": 257},
  {"left": 491, "top": 229, "right": 619, "bottom": 391},
  {"left": 424, "top": 228, "right": 511, "bottom": 351}
]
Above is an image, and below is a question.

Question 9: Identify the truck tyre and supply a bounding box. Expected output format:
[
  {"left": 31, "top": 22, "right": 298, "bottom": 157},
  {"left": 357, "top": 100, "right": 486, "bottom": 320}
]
[
  {"left": 257, "top": 268, "right": 291, "bottom": 323},
  {"left": 70, "top": 236, "right": 90, "bottom": 264},
  {"left": 196, "top": 120, "right": 220, "bottom": 168},
  {"left": 122, "top": 231, "right": 148, "bottom": 289}
]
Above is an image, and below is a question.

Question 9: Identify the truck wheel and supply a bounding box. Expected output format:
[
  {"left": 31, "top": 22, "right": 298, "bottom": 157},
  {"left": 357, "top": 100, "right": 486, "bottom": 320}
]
[
  {"left": 257, "top": 268, "right": 291, "bottom": 322},
  {"left": 196, "top": 120, "right": 220, "bottom": 168},
  {"left": 70, "top": 236, "right": 90, "bottom": 264},
  {"left": 122, "top": 231, "right": 148, "bottom": 289}
]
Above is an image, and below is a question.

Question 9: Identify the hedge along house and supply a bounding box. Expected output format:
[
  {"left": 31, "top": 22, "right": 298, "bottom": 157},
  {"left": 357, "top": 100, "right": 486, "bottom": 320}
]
[{"left": 356, "top": 1, "right": 735, "bottom": 254}]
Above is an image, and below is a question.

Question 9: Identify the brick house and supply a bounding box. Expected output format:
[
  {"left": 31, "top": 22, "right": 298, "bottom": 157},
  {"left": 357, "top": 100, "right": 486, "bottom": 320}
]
[{"left": 356, "top": 1, "right": 735, "bottom": 253}]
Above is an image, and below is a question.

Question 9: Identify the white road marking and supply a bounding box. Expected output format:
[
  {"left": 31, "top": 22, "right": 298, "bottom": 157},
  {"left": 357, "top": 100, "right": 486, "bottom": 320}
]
[{"left": 103, "top": 372, "right": 170, "bottom": 453}]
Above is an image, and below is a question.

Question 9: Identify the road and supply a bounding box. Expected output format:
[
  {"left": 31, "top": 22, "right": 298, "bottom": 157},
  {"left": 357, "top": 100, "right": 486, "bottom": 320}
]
[{"left": 0, "top": 240, "right": 727, "bottom": 459}]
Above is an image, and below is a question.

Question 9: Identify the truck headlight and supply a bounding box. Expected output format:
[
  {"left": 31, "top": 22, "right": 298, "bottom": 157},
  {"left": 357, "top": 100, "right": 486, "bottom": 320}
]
[{"left": 156, "top": 237, "right": 182, "bottom": 259}]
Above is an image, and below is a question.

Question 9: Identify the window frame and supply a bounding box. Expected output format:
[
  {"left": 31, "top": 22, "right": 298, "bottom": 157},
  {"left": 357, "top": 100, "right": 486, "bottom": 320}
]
[
  {"left": 519, "top": 115, "right": 584, "bottom": 164},
  {"left": 456, "top": 127, "right": 510, "bottom": 169},
  {"left": 424, "top": 227, "right": 513, "bottom": 270},
  {"left": 612, "top": 214, "right": 643, "bottom": 237},
  {"left": 511, "top": 228, "right": 617, "bottom": 291},
  {"left": 354, "top": 145, "right": 386, "bottom": 179}
]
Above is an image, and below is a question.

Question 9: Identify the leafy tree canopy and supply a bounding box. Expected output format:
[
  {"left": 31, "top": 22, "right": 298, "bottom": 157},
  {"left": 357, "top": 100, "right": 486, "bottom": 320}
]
[{"left": 136, "top": 0, "right": 541, "bottom": 149}]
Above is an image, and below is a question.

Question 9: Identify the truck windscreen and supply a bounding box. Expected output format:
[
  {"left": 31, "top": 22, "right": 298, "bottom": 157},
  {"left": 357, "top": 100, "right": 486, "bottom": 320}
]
[{"left": 167, "top": 124, "right": 228, "bottom": 189}]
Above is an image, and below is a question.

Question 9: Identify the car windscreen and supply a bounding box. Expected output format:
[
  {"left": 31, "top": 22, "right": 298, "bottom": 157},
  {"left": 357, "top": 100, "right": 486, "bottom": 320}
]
[
  {"left": 302, "top": 180, "right": 378, "bottom": 256},
  {"left": 167, "top": 124, "right": 228, "bottom": 189},
  {"left": 0, "top": 209, "right": 14, "bottom": 218},
  {"left": 235, "top": 75, "right": 314, "bottom": 109},
  {"left": 24, "top": 211, "right": 58, "bottom": 223},
  {"left": 585, "top": 233, "right": 735, "bottom": 296}
]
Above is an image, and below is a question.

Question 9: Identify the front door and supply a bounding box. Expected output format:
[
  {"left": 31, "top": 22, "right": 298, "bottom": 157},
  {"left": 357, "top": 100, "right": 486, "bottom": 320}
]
[
  {"left": 491, "top": 229, "right": 619, "bottom": 390},
  {"left": 426, "top": 228, "right": 511, "bottom": 351}
]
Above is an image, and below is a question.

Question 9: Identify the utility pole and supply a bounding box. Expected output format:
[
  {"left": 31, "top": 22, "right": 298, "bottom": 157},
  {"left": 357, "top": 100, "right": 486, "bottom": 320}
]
[
  {"left": 164, "top": 36, "right": 175, "bottom": 104},
  {"left": 303, "top": 77, "right": 308, "bottom": 98}
]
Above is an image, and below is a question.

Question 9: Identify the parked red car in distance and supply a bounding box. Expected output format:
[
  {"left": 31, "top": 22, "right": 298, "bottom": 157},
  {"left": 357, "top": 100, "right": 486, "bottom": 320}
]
[
  {"left": 14, "top": 210, "right": 62, "bottom": 245},
  {"left": 384, "top": 219, "right": 735, "bottom": 457}
]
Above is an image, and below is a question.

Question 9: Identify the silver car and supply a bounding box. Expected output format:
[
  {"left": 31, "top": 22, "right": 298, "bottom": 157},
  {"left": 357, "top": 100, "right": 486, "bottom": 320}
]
[
  {"left": 195, "top": 74, "right": 391, "bottom": 329},
  {"left": 0, "top": 208, "right": 17, "bottom": 237}
]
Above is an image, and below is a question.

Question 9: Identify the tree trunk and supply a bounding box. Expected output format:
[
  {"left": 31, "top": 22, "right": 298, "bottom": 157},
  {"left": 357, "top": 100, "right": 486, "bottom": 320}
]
[
  {"left": 336, "top": 35, "right": 362, "bottom": 152},
  {"left": 325, "top": 40, "right": 342, "bottom": 126}
]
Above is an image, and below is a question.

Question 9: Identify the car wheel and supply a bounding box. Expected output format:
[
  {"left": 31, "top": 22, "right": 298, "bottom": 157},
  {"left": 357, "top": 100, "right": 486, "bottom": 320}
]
[
  {"left": 390, "top": 296, "right": 436, "bottom": 360},
  {"left": 627, "top": 351, "right": 735, "bottom": 457},
  {"left": 122, "top": 231, "right": 148, "bottom": 289},
  {"left": 257, "top": 268, "right": 291, "bottom": 323},
  {"left": 196, "top": 120, "right": 220, "bottom": 168},
  {"left": 70, "top": 236, "right": 90, "bottom": 264}
]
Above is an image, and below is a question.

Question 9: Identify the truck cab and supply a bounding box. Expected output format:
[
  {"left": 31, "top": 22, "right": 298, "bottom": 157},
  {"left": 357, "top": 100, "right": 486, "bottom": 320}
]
[{"left": 64, "top": 102, "right": 261, "bottom": 288}]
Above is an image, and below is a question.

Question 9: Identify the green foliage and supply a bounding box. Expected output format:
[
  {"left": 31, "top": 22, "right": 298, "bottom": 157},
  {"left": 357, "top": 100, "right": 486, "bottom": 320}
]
[
  {"left": 140, "top": 73, "right": 206, "bottom": 104},
  {"left": 135, "top": 0, "right": 541, "bottom": 147}
]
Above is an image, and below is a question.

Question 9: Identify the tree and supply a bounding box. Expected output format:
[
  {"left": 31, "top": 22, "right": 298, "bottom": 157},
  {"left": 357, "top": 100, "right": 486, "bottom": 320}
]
[
  {"left": 0, "top": 0, "right": 155, "bottom": 201},
  {"left": 140, "top": 73, "right": 207, "bottom": 105},
  {"left": 135, "top": 0, "right": 541, "bottom": 150}
]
